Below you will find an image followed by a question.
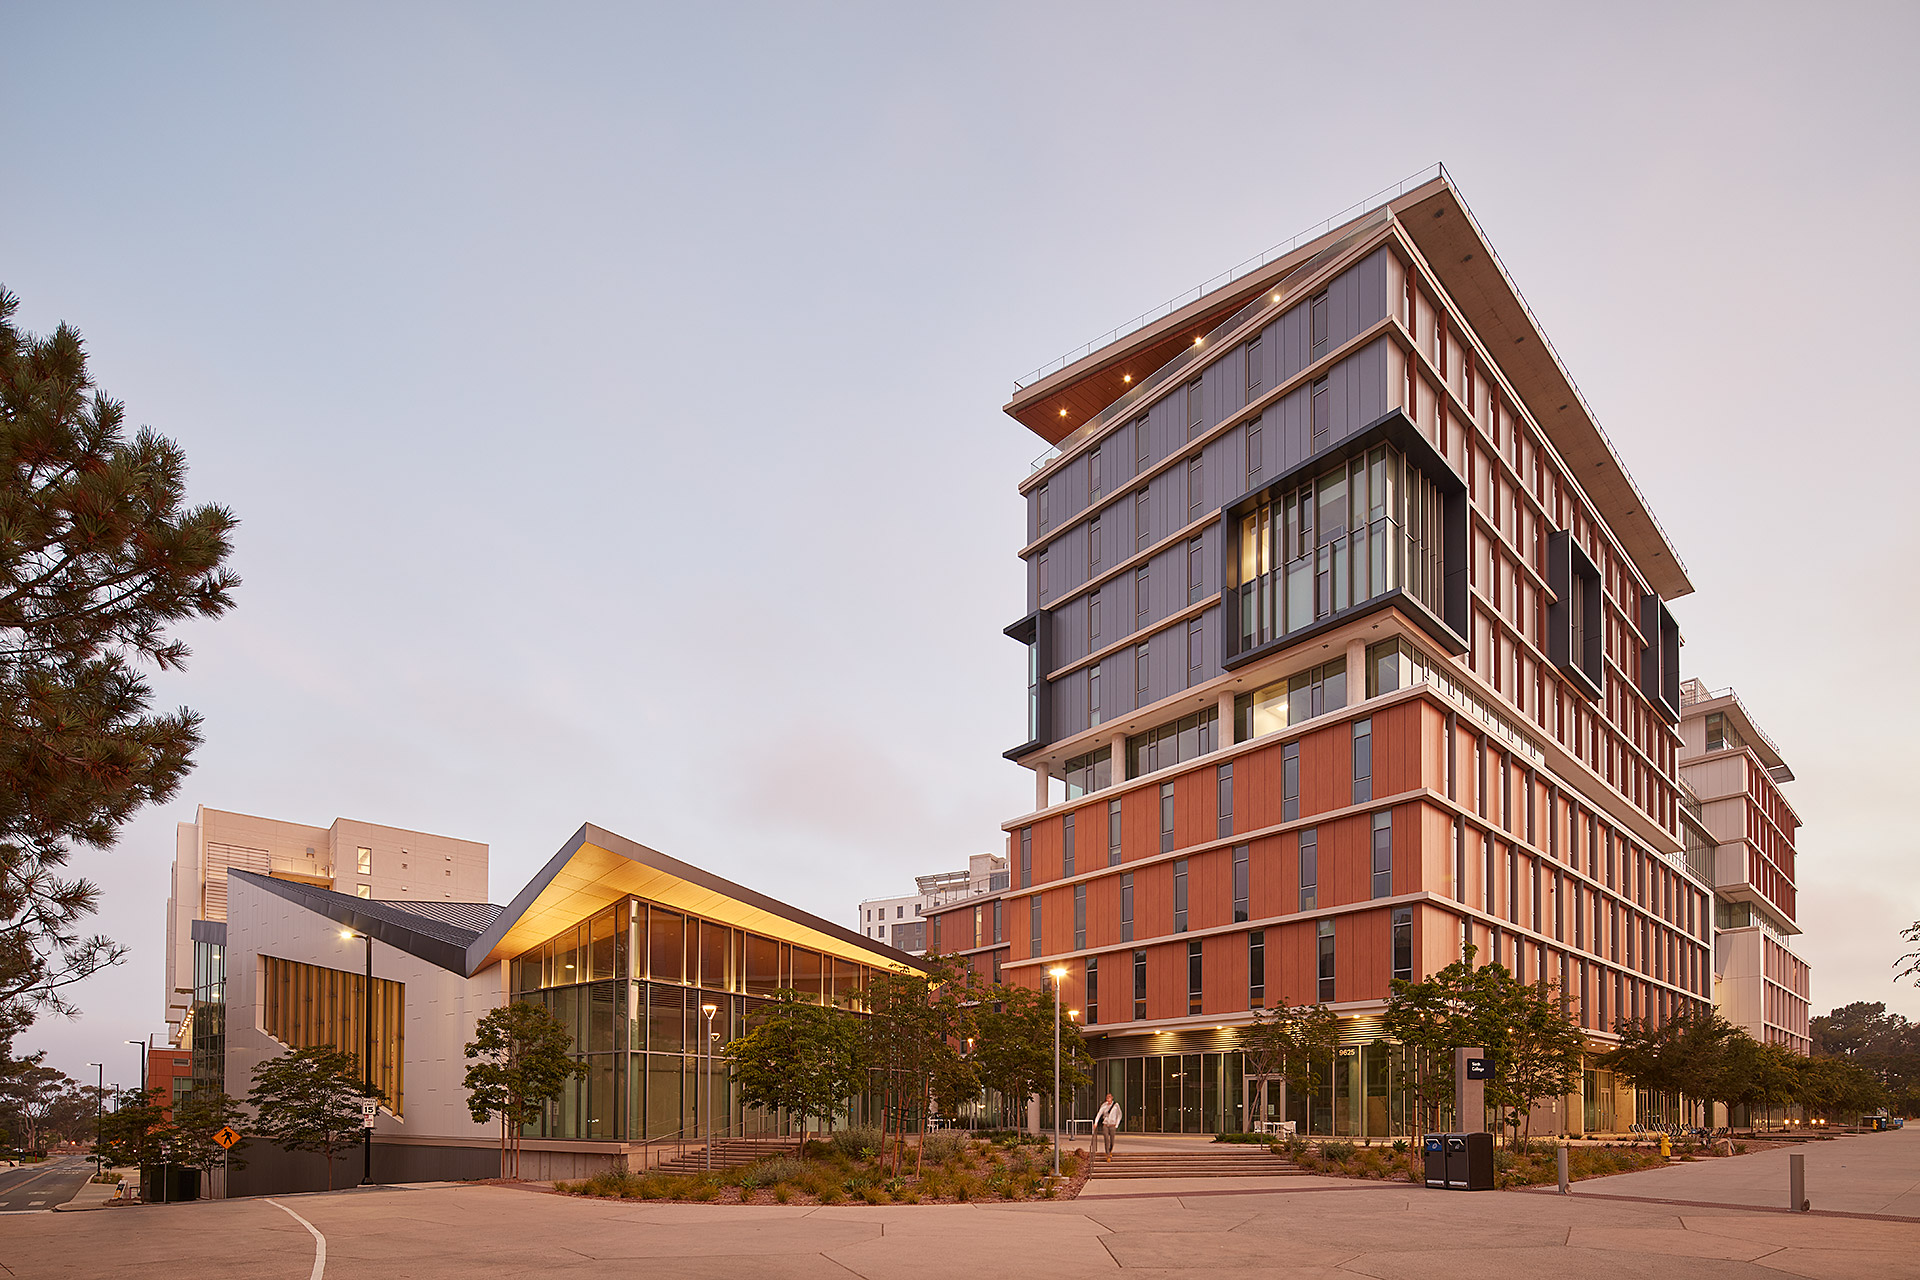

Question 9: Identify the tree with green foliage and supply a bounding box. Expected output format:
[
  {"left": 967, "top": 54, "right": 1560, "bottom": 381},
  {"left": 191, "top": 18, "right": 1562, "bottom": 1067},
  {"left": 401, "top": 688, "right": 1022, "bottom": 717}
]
[
  {"left": 1241, "top": 998, "right": 1340, "bottom": 1131},
  {"left": 463, "top": 1000, "right": 586, "bottom": 1179},
  {"left": 1794, "top": 1051, "right": 1885, "bottom": 1123},
  {"left": 0, "top": 286, "right": 239, "bottom": 1032},
  {"left": 972, "top": 980, "right": 1090, "bottom": 1134},
  {"left": 246, "top": 1045, "right": 369, "bottom": 1189},
  {"left": 1488, "top": 975, "right": 1585, "bottom": 1143},
  {"left": 1811, "top": 1001, "right": 1920, "bottom": 1115},
  {"left": 1602, "top": 1007, "right": 1740, "bottom": 1128},
  {"left": 95, "top": 1085, "right": 168, "bottom": 1169},
  {"left": 0, "top": 1053, "right": 80, "bottom": 1153},
  {"left": 861, "top": 956, "right": 978, "bottom": 1175},
  {"left": 163, "top": 1088, "right": 248, "bottom": 1174},
  {"left": 725, "top": 990, "right": 863, "bottom": 1157}
]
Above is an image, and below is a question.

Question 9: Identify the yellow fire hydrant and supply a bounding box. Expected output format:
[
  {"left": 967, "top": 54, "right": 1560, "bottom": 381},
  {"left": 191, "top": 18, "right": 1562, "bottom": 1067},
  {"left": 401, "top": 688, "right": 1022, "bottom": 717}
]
[{"left": 1659, "top": 1132, "right": 1671, "bottom": 1160}]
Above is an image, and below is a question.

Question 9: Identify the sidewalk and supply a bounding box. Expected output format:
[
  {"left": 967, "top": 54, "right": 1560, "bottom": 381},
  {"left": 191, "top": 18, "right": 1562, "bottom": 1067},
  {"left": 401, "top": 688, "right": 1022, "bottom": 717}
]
[
  {"left": 53, "top": 1167, "right": 135, "bottom": 1212},
  {"left": 1559, "top": 1127, "right": 1920, "bottom": 1218}
]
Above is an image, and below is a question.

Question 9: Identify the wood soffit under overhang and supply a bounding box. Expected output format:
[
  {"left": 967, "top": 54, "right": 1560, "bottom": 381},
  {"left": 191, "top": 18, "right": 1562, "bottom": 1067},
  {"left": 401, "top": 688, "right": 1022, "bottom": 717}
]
[{"left": 1005, "top": 175, "right": 1691, "bottom": 601}]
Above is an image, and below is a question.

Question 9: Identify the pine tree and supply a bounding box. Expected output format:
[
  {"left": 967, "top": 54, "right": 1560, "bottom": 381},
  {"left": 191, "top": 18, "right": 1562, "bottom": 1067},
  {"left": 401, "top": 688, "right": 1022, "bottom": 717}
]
[{"left": 0, "top": 287, "right": 239, "bottom": 1027}]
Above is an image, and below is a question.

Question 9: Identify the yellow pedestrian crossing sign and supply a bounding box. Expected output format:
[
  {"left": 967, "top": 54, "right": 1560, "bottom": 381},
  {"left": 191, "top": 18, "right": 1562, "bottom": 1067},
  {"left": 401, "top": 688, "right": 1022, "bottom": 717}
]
[{"left": 213, "top": 1126, "right": 242, "bottom": 1150}]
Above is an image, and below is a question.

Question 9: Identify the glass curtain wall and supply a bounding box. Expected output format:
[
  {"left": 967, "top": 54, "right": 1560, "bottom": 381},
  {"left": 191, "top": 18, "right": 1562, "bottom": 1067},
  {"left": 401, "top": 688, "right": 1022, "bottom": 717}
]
[
  {"left": 508, "top": 899, "right": 886, "bottom": 1143},
  {"left": 1234, "top": 444, "right": 1444, "bottom": 654}
]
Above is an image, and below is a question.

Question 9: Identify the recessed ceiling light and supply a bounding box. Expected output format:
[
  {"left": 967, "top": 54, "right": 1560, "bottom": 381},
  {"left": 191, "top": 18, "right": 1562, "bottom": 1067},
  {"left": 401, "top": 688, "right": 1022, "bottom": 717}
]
[
  {"left": 1060, "top": 408, "right": 1068, "bottom": 417},
  {"left": 1123, "top": 374, "right": 1132, "bottom": 383},
  {"left": 1194, "top": 336, "right": 1204, "bottom": 346}
]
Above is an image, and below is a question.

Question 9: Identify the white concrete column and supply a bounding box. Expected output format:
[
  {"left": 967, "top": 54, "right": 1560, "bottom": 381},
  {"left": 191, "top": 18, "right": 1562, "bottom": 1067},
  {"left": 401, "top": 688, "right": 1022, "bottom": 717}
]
[
  {"left": 1034, "top": 765, "right": 1050, "bottom": 813},
  {"left": 1217, "top": 691, "right": 1237, "bottom": 741},
  {"left": 1346, "top": 637, "right": 1369, "bottom": 703}
]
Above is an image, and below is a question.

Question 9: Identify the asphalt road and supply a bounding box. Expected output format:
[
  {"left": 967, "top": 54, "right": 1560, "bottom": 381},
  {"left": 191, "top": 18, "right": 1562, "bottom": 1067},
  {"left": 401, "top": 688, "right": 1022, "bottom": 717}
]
[{"left": 0, "top": 1155, "right": 91, "bottom": 1213}]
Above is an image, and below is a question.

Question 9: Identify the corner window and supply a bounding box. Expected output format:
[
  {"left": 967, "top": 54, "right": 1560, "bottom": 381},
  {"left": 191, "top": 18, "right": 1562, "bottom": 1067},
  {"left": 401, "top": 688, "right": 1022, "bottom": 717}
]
[
  {"left": 1019, "top": 827, "right": 1032, "bottom": 889},
  {"left": 1392, "top": 907, "right": 1413, "bottom": 982},
  {"left": 1371, "top": 810, "right": 1393, "bottom": 899},
  {"left": 1317, "top": 918, "right": 1335, "bottom": 1003},
  {"left": 1249, "top": 930, "right": 1265, "bottom": 1007},
  {"left": 1298, "top": 828, "right": 1318, "bottom": 912},
  {"left": 1282, "top": 742, "right": 1300, "bottom": 822},
  {"left": 1216, "top": 763, "right": 1233, "bottom": 838},
  {"left": 1232, "top": 844, "right": 1249, "bottom": 923},
  {"left": 1352, "top": 718, "right": 1372, "bottom": 803}
]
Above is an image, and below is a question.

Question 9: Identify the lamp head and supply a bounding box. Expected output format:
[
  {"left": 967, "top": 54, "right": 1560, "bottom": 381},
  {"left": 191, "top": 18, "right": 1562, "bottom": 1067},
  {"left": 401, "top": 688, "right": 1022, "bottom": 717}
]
[
  {"left": 1047, "top": 966, "right": 1068, "bottom": 980},
  {"left": 702, "top": 1003, "right": 718, "bottom": 1015}
]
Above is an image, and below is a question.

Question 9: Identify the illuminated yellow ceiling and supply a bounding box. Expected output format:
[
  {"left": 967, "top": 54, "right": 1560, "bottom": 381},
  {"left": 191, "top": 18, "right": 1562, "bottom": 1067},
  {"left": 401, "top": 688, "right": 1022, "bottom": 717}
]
[{"left": 476, "top": 836, "right": 916, "bottom": 975}]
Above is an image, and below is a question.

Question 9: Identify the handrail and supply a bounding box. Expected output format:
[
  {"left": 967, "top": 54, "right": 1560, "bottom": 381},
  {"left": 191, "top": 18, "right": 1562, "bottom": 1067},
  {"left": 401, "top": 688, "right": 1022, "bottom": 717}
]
[{"left": 1012, "top": 164, "right": 1445, "bottom": 393}]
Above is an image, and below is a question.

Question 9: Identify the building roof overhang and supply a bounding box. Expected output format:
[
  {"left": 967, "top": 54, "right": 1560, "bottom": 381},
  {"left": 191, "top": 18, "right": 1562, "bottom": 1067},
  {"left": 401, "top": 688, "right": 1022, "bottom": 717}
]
[
  {"left": 466, "top": 823, "right": 923, "bottom": 977},
  {"left": 1004, "top": 172, "right": 1692, "bottom": 601}
]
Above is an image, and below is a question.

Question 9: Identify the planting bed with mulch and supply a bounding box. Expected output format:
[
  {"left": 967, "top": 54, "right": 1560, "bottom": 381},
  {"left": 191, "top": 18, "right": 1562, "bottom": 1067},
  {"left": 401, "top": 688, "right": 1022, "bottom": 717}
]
[
  {"left": 553, "top": 1128, "right": 1091, "bottom": 1205},
  {"left": 1267, "top": 1136, "right": 1743, "bottom": 1188}
]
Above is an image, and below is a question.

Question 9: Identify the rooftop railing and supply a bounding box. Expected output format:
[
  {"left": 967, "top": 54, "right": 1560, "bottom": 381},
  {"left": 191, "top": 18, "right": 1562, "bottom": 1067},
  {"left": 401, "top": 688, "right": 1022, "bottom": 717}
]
[{"left": 1012, "top": 163, "right": 1446, "bottom": 394}]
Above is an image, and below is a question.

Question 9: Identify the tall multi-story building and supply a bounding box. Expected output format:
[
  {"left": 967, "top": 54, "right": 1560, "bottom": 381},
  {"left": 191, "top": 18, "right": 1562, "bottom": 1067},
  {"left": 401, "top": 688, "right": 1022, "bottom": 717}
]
[
  {"left": 1677, "top": 680, "right": 1811, "bottom": 1054},
  {"left": 164, "top": 806, "right": 489, "bottom": 1045},
  {"left": 932, "top": 169, "right": 1718, "bottom": 1137},
  {"left": 857, "top": 853, "right": 1009, "bottom": 955}
]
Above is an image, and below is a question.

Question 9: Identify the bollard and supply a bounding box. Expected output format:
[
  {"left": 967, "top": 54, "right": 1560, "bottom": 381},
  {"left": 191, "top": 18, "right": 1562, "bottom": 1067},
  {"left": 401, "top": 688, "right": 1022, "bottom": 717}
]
[
  {"left": 1789, "top": 1152, "right": 1807, "bottom": 1212},
  {"left": 1557, "top": 1144, "right": 1570, "bottom": 1195}
]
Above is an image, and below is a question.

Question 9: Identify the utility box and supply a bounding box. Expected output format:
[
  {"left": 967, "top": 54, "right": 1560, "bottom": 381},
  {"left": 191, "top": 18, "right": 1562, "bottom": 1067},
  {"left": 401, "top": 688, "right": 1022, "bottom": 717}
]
[{"left": 1422, "top": 1135, "right": 1447, "bottom": 1188}]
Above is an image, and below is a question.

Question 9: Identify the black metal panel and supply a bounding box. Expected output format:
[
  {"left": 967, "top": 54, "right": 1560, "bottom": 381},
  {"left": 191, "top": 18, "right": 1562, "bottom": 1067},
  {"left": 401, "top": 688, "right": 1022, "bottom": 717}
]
[
  {"left": 1638, "top": 592, "right": 1681, "bottom": 723},
  {"left": 1546, "top": 530, "right": 1603, "bottom": 700},
  {"left": 1002, "top": 609, "right": 1052, "bottom": 759},
  {"left": 228, "top": 871, "right": 476, "bottom": 975}
]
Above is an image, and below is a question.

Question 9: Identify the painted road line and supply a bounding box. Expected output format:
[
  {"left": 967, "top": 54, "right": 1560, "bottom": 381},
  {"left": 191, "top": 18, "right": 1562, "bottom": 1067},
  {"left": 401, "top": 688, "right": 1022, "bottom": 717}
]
[{"left": 266, "top": 1198, "right": 327, "bottom": 1280}]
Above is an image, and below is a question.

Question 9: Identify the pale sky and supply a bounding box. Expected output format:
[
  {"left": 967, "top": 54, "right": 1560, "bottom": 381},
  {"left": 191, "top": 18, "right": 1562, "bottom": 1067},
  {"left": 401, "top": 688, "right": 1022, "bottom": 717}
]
[{"left": 4, "top": 1, "right": 1916, "bottom": 1087}]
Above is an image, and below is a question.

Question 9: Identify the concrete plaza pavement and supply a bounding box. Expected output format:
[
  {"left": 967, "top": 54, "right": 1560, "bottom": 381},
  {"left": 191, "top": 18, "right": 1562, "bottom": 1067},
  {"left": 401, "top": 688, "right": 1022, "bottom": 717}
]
[{"left": 2, "top": 1131, "right": 1915, "bottom": 1279}]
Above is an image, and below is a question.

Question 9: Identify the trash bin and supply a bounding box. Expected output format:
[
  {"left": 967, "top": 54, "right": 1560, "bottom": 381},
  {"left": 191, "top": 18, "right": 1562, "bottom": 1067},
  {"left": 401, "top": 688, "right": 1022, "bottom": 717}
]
[
  {"left": 1451, "top": 1132, "right": 1494, "bottom": 1190},
  {"left": 1422, "top": 1135, "right": 1447, "bottom": 1188}
]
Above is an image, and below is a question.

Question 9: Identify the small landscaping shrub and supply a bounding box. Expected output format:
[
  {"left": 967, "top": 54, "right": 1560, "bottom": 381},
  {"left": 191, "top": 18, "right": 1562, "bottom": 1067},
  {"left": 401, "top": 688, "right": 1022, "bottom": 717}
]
[
  {"left": 772, "top": 1184, "right": 793, "bottom": 1204},
  {"left": 919, "top": 1130, "right": 969, "bottom": 1164},
  {"left": 1322, "top": 1141, "right": 1355, "bottom": 1162},
  {"left": 831, "top": 1126, "right": 885, "bottom": 1161}
]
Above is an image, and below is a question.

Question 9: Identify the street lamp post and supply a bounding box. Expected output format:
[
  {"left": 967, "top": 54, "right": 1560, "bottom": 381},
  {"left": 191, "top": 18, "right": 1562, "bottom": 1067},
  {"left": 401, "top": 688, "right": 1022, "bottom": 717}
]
[
  {"left": 343, "top": 930, "right": 374, "bottom": 1186},
  {"left": 128, "top": 1040, "right": 147, "bottom": 1098},
  {"left": 87, "top": 1064, "right": 102, "bottom": 1178},
  {"left": 1047, "top": 966, "right": 1068, "bottom": 1179},
  {"left": 701, "top": 1003, "right": 718, "bottom": 1171}
]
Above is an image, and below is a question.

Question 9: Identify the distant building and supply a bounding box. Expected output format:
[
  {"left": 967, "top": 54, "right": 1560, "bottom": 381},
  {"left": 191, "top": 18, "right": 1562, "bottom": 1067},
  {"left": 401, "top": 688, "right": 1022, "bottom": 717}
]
[
  {"left": 148, "top": 1045, "right": 192, "bottom": 1118},
  {"left": 857, "top": 853, "right": 1008, "bottom": 955},
  {"left": 1677, "top": 680, "right": 1811, "bottom": 1054},
  {"left": 163, "top": 806, "right": 489, "bottom": 1046}
]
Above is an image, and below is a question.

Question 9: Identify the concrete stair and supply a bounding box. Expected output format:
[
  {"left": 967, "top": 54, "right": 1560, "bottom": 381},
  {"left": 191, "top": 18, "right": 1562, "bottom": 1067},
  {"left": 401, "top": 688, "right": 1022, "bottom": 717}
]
[
  {"left": 647, "top": 1138, "right": 798, "bottom": 1177},
  {"left": 1088, "top": 1147, "right": 1306, "bottom": 1178}
]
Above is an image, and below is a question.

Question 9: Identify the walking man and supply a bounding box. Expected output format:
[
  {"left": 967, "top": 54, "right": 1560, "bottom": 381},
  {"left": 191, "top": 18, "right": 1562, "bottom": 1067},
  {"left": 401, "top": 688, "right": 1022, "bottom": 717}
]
[{"left": 1094, "top": 1092, "right": 1123, "bottom": 1161}]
